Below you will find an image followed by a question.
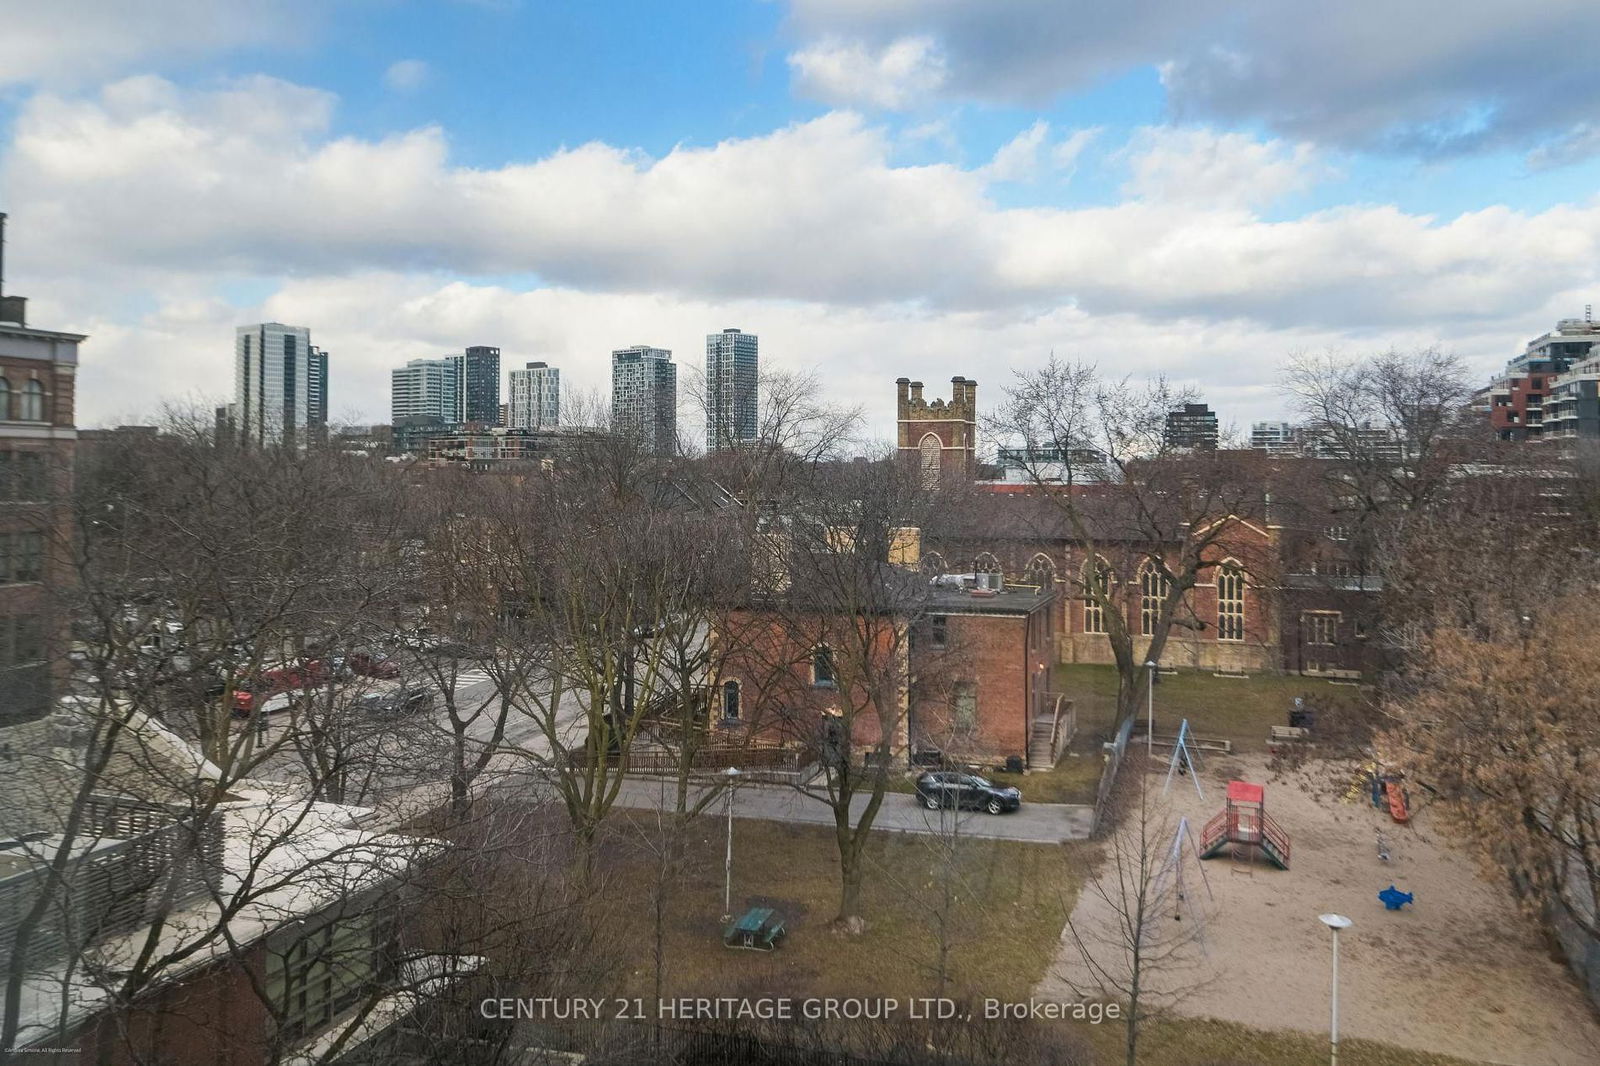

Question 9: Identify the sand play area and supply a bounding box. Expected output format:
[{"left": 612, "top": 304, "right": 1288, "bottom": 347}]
[{"left": 1040, "top": 753, "right": 1600, "bottom": 1066}]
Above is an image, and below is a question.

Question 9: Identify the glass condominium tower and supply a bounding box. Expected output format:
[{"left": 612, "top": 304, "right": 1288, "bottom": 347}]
[
  {"left": 234, "top": 323, "right": 327, "bottom": 446},
  {"left": 611, "top": 346, "right": 677, "bottom": 456},
  {"left": 705, "top": 327, "right": 758, "bottom": 451}
]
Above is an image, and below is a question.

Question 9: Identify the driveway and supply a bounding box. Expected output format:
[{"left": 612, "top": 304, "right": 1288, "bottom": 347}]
[{"left": 610, "top": 776, "right": 1094, "bottom": 843}]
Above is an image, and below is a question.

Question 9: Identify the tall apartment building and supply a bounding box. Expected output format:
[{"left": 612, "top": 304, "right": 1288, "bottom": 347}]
[
  {"left": 1164, "top": 402, "right": 1219, "bottom": 450},
  {"left": 453, "top": 345, "right": 501, "bottom": 425},
  {"left": 896, "top": 376, "right": 977, "bottom": 487},
  {"left": 391, "top": 357, "right": 461, "bottom": 423},
  {"left": 1250, "top": 421, "right": 1298, "bottom": 454},
  {"left": 508, "top": 361, "right": 560, "bottom": 430},
  {"left": 611, "top": 346, "right": 677, "bottom": 456},
  {"left": 1474, "top": 314, "right": 1600, "bottom": 441},
  {"left": 705, "top": 328, "right": 758, "bottom": 450},
  {"left": 233, "top": 323, "right": 327, "bottom": 446},
  {"left": 0, "top": 215, "right": 81, "bottom": 731}
]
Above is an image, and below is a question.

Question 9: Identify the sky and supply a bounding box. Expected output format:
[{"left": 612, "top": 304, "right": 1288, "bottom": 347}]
[{"left": 3, "top": 0, "right": 1600, "bottom": 441}]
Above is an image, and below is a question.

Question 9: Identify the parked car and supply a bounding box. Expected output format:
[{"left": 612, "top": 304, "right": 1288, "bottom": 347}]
[
  {"left": 913, "top": 771, "right": 1022, "bottom": 815},
  {"left": 331, "top": 652, "right": 401, "bottom": 679},
  {"left": 353, "top": 685, "right": 435, "bottom": 715},
  {"left": 230, "top": 660, "right": 334, "bottom": 715}
]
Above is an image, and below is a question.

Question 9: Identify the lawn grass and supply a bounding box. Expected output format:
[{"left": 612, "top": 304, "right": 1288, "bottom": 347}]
[
  {"left": 1055, "top": 663, "right": 1365, "bottom": 753},
  {"left": 601, "top": 812, "right": 1081, "bottom": 1005},
  {"left": 593, "top": 812, "right": 1488, "bottom": 1066}
]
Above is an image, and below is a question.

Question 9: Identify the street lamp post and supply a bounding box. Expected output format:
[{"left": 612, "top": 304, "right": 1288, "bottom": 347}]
[
  {"left": 1144, "top": 660, "right": 1157, "bottom": 756},
  {"left": 722, "top": 766, "right": 742, "bottom": 923},
  {"left": 1319, "top": 913, "right": 1353, "bottom": 1066}
]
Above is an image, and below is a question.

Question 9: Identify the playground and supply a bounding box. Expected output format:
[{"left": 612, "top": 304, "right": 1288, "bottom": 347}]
[{"left": 1042, "top": 751, "right": 1600, "bottom": 1066}]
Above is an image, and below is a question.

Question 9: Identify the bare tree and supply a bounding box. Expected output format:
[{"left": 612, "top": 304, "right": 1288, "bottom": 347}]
[
  {"left": 987, "top": 357, "right": 1275, "bottom": 730},
  {"left": 1058, "top": 755, "right": 1209, "bottom": 1066}
]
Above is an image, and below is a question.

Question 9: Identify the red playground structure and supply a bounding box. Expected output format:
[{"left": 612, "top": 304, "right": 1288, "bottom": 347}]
[{"left": 1198, "top": 781, "right": 1293, "bottom": 870}]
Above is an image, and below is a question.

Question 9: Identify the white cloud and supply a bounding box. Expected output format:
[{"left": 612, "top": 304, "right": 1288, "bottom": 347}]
[
  {"left": 784, "top": 0, "right": 1600, "bottom": 160},
  {"left": 5, "top": 75, "right": 1599, "bottom": 432},
  {"left": 6, "top": 75, "right": 1598, "bottom": 336},
  {"left": 0, "top": 0, "right": 319, "bottom": 88},
  {"left": 1051, "top": 127, "right": 1100, "bottom": 173},
  {"left": 382, "top": 60, "right": 431, "bottom": 93},
  {"left": 787, "top": 35, "right": 947, "bottom": 111},
  {"left": 1120, "top": 127, "right": 1323, "bottom": 208},
  {"left": 979, "top": 120, "right": 1051, "bottom": 183}
]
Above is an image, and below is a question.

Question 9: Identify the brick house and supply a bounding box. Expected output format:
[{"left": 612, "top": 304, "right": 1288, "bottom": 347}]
[{"left": 713, "top": 566, "right": 1059, "bottom": 770}]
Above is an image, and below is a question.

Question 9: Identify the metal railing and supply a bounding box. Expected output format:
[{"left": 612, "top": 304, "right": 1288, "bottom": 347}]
[{"left": 0, "top": 794, "right": 224, "bottom": 974}]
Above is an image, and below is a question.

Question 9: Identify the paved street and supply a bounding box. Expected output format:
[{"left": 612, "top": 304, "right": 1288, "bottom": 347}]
[{"left": 610, "top": 776, "right": 1095, "bottom": 843}]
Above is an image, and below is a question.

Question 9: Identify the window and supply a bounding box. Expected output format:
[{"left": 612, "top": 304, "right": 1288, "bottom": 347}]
[
  {"left": 721, "top": 679, "right": 741, "bottom": 721},
  {"left": 1217, "top": 564, "right": 1245, "bottom": 642},
  {"left": 1082, "top": 559, "right": 1113, "bottom": 635},
  {"left": 1139, "top": 562, "right": 1170, "bottom": 637},
  {"left": 0, "top": 531, "right": 43, "bottom": 584},
  {"left": 18, "top": 381, "right": 44, "bottom": 422},
  {"left": 920, "top": 550, "right": 947, "bottom": 577},
  {"left": 952, "top": 681, "right": 977, "bottom": 732},
  {"left": 919, "top": 432, "right": 941, "bottom": 488},
  {"left": 1303, "top": 613, "right": 1339, "bottom": 646},
  {"left": 0, "top": 614, "right": 48, "bottom": 724},
  {"left": 265, "top": 913, "right": 388, "bottom": 1043},
  {"left": 930, "top": 615, "right": 948, "bottom": 650},
  {"left": 1024, "top": 553, "right": 1056, "bottom": 589},
  {"left": 812, "top": 645, "right": 836, "bottom": 688},
  {"left": 0, "top": 378, "right": 8, "bottom": 420},
  {"left": 973, "top": 552, "right": 1001, "bottom": 576}
]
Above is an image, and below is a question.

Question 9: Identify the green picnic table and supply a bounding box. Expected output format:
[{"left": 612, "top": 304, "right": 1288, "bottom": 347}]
[{"left": 723, "top": 906, "right": 786, "bottom": 951}]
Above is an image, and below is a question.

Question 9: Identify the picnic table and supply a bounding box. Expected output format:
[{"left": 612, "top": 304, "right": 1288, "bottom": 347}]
[{"left": 723, "top": 906, "right": 786, "bottom": 951}]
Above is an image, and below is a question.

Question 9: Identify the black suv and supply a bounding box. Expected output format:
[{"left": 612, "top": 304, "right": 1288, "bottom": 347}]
[
  {"left": 353, "top": 686, "right": 435, "bottom": 715},
  {"left": 914, "top": 772, "right": 1022, "bottom": 815}
]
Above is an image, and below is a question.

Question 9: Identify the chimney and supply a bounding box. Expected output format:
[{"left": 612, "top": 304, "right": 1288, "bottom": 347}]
[
  {"left": 910, "top": 380, "right": 924, "bottom": 402},
  {"left": 896, "top": 376, "right": 911, "bottom": 405},
  {"left": 0, "top": 214, "right": 24, "bottom": 326}
]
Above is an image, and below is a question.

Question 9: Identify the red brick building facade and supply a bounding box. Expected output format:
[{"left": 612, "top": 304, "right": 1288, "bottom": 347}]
[
  {"left": 897, "top": 376, "right": 977, "bottom": 488},
  {"left": 0, "top": 295, "right": 81, "bottom": 729}
]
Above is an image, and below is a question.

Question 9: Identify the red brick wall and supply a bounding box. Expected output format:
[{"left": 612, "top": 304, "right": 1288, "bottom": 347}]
[{"left": 72, "top": 944, "right": 274, "bottom": 1065}]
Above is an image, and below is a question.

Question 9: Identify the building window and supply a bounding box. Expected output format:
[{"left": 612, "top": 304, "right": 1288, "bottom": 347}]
[
  {"left": 0, "top": 531, "right": 43, "bottom": 584},
  {"left": 1082, "top": 559, "right": 1113, "bottom": 635},
  {"left": 812, "top": 645, "right": 836, "bottom": 688},
  {"left": 1217, "top": 564, "right": 1245, "bottom": 642},
  {"left": 1025, "top": 553, "right": 1056, "bottom": 589},
  {"left": 919, "top": 432, "right": 941, "bottom": 488},
  {"left": 0, "top": 614, "right": 48, "bottom": 724},
  {"left": 920, "top": 550, "right": 947, "bottom": 577},
  {"left": 721, "top": 679, "right": 741, "bottom": 721},
  {"left": 1303, "top": 612, "right": 1339, "bottom": 646},
  {"left": 930, "top": 615, "right": 948, "bottom": 650},
  {"left": 18, "top": 381, "right": 45, "bottom": 422},
  {"left": 1139, "top": 562, "right": 1170, "bottom": 637},
  {"left": 265, "top": 912, "right": 389, "bottom": 1044},
  {"left": 973, "top": 552, "right": 1000, "bottom": 577},
  {"left": 0, "top": 377, "right": 8, "bottom": 420},
  {"left": 952, "top": 681, "right": 977, "bottom": 732}
]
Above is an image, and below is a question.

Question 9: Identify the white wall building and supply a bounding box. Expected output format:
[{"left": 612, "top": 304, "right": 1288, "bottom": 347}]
[{"left": 507, "top": 361, "right": 560, "bottom": 430}]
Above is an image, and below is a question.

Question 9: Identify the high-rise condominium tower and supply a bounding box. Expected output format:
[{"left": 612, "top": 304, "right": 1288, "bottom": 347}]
[
  {"left": 234, "top": 323, "right": 328, "bottom": 446},
  {"left": 611, "top": 346, "right": 677, "bottom": 456},
  {"left": 705, "top": 327, "right": 758, "bottom": 450},
  {"left": 391, "top": 357, "right": 461, "bottom": 423},
  {"left": 452, "top": 345, "right": 501, "bottom": 424},
  {"left": 508, "top": 361, "right": 560, "bottom": 430}
]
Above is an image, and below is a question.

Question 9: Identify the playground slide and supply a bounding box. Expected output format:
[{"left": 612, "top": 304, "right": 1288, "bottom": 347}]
[{"left": 1385, "top": 781, "right": 1410, "bottom": 824}]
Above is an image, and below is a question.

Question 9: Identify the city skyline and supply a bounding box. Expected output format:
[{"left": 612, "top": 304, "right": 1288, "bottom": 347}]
[{"left": 6, "top": 3, "right": 1600, "bottom": 442}]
